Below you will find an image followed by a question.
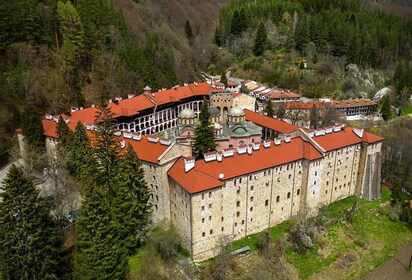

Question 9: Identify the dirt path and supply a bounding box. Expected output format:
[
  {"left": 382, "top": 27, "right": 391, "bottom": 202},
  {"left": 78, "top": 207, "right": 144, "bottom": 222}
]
[{"left": 363, "top": 243, "right": 412, "bottom": 280}]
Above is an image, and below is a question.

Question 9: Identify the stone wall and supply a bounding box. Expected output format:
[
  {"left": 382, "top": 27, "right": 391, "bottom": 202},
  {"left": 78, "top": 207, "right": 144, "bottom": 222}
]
[{"left": 169, "top": 140, "right": 383, "bottom": 261}]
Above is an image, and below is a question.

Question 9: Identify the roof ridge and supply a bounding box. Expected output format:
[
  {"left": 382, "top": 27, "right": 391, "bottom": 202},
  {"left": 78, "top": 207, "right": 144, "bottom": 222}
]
[{"left": 143, "top": 93, "right": 157, "bottom": 105}]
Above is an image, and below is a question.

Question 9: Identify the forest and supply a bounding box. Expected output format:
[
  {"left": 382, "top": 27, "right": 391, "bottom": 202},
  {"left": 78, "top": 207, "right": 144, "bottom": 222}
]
[{"left": 0, "top": 0, "right": 412, "bottom": 278}]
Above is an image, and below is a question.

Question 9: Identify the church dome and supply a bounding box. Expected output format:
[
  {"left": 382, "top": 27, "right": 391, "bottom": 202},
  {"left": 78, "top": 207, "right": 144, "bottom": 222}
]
[
  {"left": 208, "top": 107, "right": 221, "bottom": 116},
  {"left": 228, "top": 106, "right": 245, "bottom": 116},
  {"left": 179, "top": 108, "right": 195, "bottom": 118}
]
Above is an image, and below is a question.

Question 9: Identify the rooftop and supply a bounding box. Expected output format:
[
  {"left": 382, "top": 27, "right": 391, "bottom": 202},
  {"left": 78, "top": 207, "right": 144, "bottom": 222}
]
[
  {"left": 244, "top": 109, "right": 299, "bottom": 134},
  {"left": 168, "top": 136, "right": 322, "bottom": 194}
]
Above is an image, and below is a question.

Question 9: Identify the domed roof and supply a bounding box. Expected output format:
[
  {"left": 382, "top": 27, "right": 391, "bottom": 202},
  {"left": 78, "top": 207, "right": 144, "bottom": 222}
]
[
  {"left": 179, "top": 108, "right": 195, "bottom": 118},
  {"left": 228, "top": 106, "right": 245, "bottom": 116},
  {"left": 208, "top": 107, "right": 221, "bottom": 116}
]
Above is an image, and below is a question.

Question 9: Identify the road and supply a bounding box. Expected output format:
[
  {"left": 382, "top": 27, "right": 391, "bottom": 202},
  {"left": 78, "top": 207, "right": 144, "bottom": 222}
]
[{"left": 363, "top": 243, "right": 412, "bottom": 280}]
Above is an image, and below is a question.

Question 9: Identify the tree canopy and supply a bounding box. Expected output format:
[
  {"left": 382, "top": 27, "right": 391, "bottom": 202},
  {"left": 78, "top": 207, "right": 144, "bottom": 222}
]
[
  {"left": 193, "top": 97, "right": 217, "bottom": 160},
  {"left": 0, "top": 165, "right": 61, "bottom": 279}
]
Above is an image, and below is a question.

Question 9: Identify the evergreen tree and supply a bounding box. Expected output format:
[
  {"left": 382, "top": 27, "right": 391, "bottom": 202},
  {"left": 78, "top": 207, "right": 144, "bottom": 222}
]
[
  {"left": 193, "top": 96, "right": 216, "bottom": 160},
  {"left": 185, "top": 19, "right": 193, "bottom": 44},
  {"left": 74, "top": 178, "right": 128, "bottom": 280},
  {"left": 56, "top": 116, "right": 72, "bottom": 148},
  {"left": 57, "top": 1, "right": 84, "bottom": 73},
  {"left": 0, "top": 165, "right": 61, "bottom": 279},
  {"left": 75, "top": 107, "right": 129, "bottom": 279},
  {"left": 275, "top": 102, "right": 286, "bottom": 121},
  {"left": 21, "top": 103, "right": 44, "bottom": 148},
  {"left": 253, "top": 22, "right": 267, "bottom": 56},
  {"left": 93, "top": 106, "right": 121, "bottom": 198},
  {"left": 220, "top": 70, "right": 228, "bottom": 88},
  {"left": 381, "top": 95, "right": 392, "bottom": 121},
  {"left": 67, "top": 121, "right": 93, "bottom": 181},
  {"left": 263, "top": 99, "right": 274, "bottom": 118},
  {"left": 117, "top": 144, "right": 152, "bottom": 251},
  {"left": 214, "top": 26, "right": 222, "bottom": 47},
  {"left": 393, "top": 60, "right": 412, "bottom": 95},
  {"left": 230, "top": 10, "right": 241, "bottom": 36},
  {"left": 309, "top": 104, "right": 320, "bottom": 129}
]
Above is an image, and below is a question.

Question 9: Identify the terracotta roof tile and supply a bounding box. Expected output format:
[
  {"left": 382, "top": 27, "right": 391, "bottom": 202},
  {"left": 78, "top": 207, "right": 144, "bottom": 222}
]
[
  {"left": 167, "top": 158, "right": 224, "bottom": 193},
  {"left": 168, "top": 137, "right": 322, "bottom": 193},
  {"left": 362, "top": 131, "right": 384, "bottom": 144},
  {"left": 117, "top": 94, "right": 155, "bottom": 113},
  {"left": 310, "top": 127, "right": 362, "bottom": 151},
  {"left": 244, "top": 109, "right": 299, "bottom": 134},
  {"left": 188, "top": 82, "right": 211, "bottom": 95}
]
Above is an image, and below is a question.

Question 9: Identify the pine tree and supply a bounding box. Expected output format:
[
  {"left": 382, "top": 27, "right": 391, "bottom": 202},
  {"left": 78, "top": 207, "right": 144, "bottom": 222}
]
[
  {"left": 56, "top": 116, "right": 72, "bottom": 148},
  {"left": 230, "top": 10, "right": 241, "bottom": 36},
  {"left": 74, "top": 178, "right": 128, "bottom": 280},
  {"left": 21, "top": 103, "right": 44, "bottom": 148},
  {"left": 75, "top": 107, "right": 129, "bottom": 279},
  {"left": 117, "top": 144, "right": 151, "bottom": 251},
  {"left": 185, "top": 19, "right": 193, "bottom": 44},
  {"left": 0, "top": 165, "right": 61, "bottom": 279},
  {"left": 253, "top": 22, "right": 267, "bottom": 56},
  {"left": 214, "top": 26, "right": 222, "bottom": 47},
  {"left": 193, "top": 96, "right": 216, "bottom": 160},
  {"left": 264, "top": 99, "right": 274, "bottom": 118},
  {"left": 57, "top": 0, "right": 84, "bottom": 73},
  {"left": 381, "top": 95, "right": 392, "bottom": 121},
  {"left": 310, "top": 104, "right": 320, "bottom": 129},
  {"left": 220, "top": 70, "right": 228, "bottom": 88},
  {"left": 67, "top": 121, "right": 93, "bottom": 181},
  {"left": 93, "top": 106, "right": 121, "bottom": 198}
]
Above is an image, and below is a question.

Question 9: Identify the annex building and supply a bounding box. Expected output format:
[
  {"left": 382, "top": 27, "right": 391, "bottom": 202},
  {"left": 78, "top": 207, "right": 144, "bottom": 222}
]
[{"left": 22, "top": 83, "right": 384, "bottom": 261}]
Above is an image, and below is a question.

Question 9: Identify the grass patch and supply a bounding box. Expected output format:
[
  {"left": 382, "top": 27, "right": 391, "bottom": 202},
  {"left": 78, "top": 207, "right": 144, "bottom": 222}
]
[
  {"left": 232, "top": 220, "right": 292, "bottom": 252},
  {"left": 286, "top": 187, "right": 412, "bottom": 279},
  {"left": 400, "top": 104, "right": 412, "bottom": 116}
]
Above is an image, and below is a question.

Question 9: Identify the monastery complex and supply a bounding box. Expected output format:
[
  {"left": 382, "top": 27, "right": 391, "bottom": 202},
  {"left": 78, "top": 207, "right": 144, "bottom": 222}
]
[{"left": 20, "top": 82, "right": 384, "bottom": 261}]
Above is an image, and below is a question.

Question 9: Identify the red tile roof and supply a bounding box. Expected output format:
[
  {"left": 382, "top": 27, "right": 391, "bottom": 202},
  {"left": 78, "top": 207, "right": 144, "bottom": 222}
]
[
  {"left": 117, "top": 94, "right": 155, "bottom": 113},
  {"left": 332, "top": 99, "right": 376, "bottom": 108},
  {"left": 244, "top": 109, "right": 299, "bottom": 134},
  {"left": 188, "top": 82, "right": 212, "bottom": 95},
  {"left": 123, "top": 136, "right": 169, "bottom": 164},
  {"left": 310, "top": 127, "right": 363, "bottom": 151},
  {"left": 362, "top": 131, "right": 385, "bottom": 144},
  {"left": 285, "top": 102, "right": 327, "bottom": 109},
  {"left": 42, "top": 120, "right": 58, "bottom": 138},
  {"left": 167, "top": 158, "right": 224, "bottom": 193},
  {"left": 264, "top": 91, "right": 301, "bottom": 100},
  {"left": 168, "top": 137, "right": 322, "bottom": 193}
]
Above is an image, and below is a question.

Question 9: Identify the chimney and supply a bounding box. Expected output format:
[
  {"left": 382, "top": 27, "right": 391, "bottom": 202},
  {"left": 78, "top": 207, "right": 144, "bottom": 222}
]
[
  {"left": 120, "top": 140, "right": 126, "bottom": 148},
  {"left": 274, "top": 137, "right": 281, "bottom": 145},
  {"left": 247, "top": 145, "right": 253, "bottom": 155},
  {"left": 132, "top": 132, "right": 141, "bottom": 141},
  {"left": 123, "top": 131, "right": 133, "bottom": 139},
  {"left": 216, "top": 152, "right": 222, "bottom": 162},
  {"left": 222, "top": 148, "right": 234, "bottom": 157},
  {"left": 143, "top": 86, "right": 152, "bottom": 94},
  {"left": 284, "top": 135, "right": 291, "bottom": 143},
  {"left": 204, "top": 151, "right": 218, "bottom": 162},
  {"left": 128, "top": 94, "right": 135, "bottom": 99},
  {"left": 184, "top": 157, "right": 195, "bottom": 172},
  {"left": 263, "top": 140, "right": 271, "bottom": 148}
]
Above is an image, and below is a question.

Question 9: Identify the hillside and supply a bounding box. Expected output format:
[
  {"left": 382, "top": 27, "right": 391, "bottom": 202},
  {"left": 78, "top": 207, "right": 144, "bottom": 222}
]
[{"left": 0, "top": 0, "right": 228, "bottom": 165}]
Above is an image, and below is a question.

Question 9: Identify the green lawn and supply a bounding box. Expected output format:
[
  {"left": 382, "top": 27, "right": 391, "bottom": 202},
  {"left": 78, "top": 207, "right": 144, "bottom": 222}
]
[
  {"left": 287, "top": 187, "right": 412, "bottom": 279},
  {"left": 400, "top": 104, "right": 412, "bottom": 116},
  {"left": 230, "top": 187, "right": 412, "bottom": 279},
  {"left": 232, "top": 220, "right": 292, "bottom": 252}
]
